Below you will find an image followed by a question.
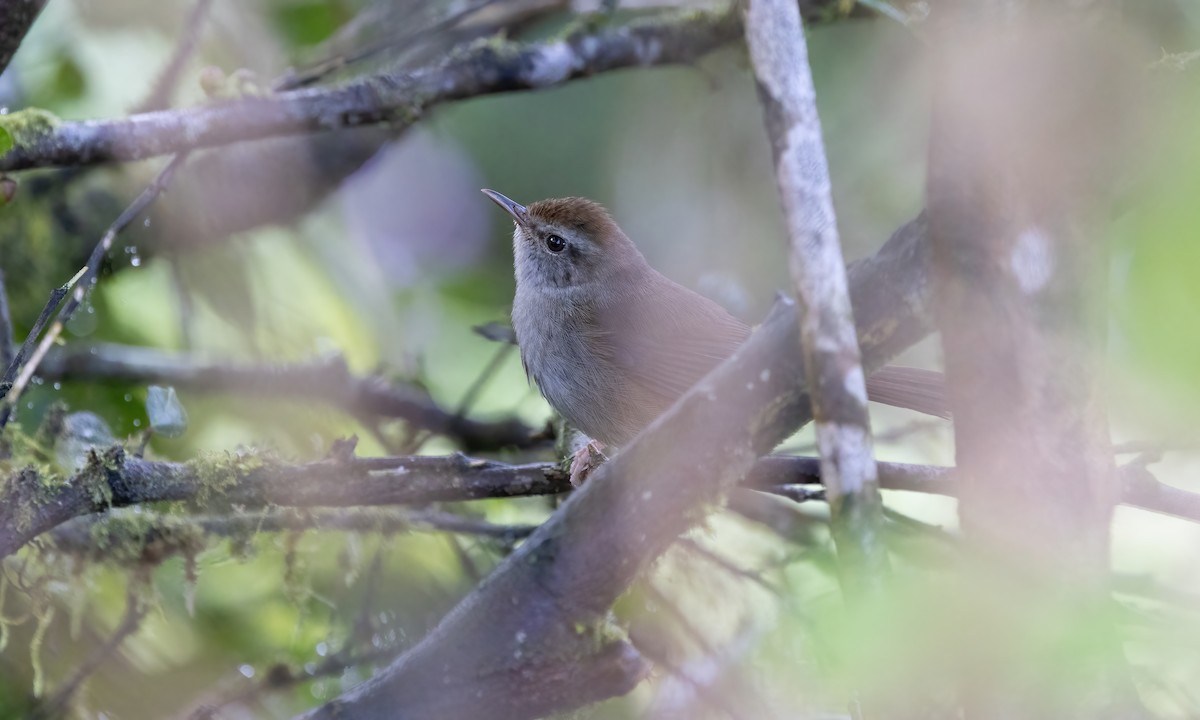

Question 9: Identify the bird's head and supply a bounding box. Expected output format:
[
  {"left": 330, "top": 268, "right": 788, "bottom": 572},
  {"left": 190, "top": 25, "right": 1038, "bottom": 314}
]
[{"left": 482, "top": 190, "right": 645, "bottom": 290}]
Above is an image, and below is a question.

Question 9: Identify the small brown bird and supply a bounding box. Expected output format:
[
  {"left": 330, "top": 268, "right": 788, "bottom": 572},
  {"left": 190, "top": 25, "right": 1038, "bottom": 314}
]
[{"left": 483, "top": 190, "right": 945, "bottom": 483}]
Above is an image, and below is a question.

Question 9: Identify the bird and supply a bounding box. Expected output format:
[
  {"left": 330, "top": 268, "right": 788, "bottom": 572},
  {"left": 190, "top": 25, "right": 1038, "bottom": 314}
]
[{"left": 482, "top": 190, "right": 946, "bottom": 484}]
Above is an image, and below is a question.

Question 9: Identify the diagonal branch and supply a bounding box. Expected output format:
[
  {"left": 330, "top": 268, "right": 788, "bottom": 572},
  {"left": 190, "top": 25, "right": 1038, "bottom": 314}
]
[
  {"left": 0, "top": 0, "right": 48, "bottom": 78},
  {"left": 296, "top": 212, "right": 936, "bottom": 720},
  {"left": 0, "top": 154, "right": 189, "bottom": 429},
  {"left": 132, "top": 0, "right": 217, "bottom": 114}
]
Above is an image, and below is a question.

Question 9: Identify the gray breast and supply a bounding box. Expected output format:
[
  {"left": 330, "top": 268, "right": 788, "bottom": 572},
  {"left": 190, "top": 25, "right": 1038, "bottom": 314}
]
[{"left": 512, "top": 286, "right": 628, "bottom": 444}]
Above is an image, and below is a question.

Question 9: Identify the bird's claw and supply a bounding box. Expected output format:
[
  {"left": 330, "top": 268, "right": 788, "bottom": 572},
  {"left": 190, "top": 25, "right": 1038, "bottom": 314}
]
[{"left": 569, "top": 440, "right": 607, "bottom": 487}]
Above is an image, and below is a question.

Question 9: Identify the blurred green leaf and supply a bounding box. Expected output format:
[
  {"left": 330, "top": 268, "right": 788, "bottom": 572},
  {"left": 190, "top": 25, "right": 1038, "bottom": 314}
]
[
  {"left": 0, "top": 126, "right": 12, "bottom": 157},
  {"left": 50, "top": 52, "right": 87, "bottom": 101},
  {"left": 272, "top": 0, "right": 346, "bottom": 48}
]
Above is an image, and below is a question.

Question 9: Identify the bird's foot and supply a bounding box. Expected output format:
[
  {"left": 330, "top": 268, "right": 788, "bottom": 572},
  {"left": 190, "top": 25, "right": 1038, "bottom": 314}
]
[{"left": 569, "top": 440, "right": 608, "bottom": 487}]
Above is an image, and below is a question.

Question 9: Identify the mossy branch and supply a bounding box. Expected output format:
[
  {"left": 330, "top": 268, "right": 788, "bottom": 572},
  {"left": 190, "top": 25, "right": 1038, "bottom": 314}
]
[{"left": 0, "top": 0, "right": 893, "bottom": 173}]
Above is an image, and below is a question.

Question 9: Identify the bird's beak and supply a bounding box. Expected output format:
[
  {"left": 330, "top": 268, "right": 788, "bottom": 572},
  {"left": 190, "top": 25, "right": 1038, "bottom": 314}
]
[{"left": 481, "top": 189, "right": 529, "bottom": 228}]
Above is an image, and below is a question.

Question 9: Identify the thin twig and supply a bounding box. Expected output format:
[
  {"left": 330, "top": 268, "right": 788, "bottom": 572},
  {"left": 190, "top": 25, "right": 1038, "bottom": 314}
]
[
  {"left": 0, "top": 269, "right": 15, "bottom": 370},
  {"left": 678, "top": 538, "right": 780, "bottom": 596},
  {"left": 181, "top": 644, "right": 402, "bottom": 720},
  {"left": 273, "top": 0, "right": 514, "bottom": 91},
  {"left": 0, "top": 154, "right": 189, "bottom": 429},
  {"left": 642, "top": 581, "right": 717, "bottom": 656},
  {"left": 0, "top": 268, "right": 81, "bottom": 397},
  {"left": 48, "top": 507, "right": 539, "bottom": 561},
  {"left": 452, "top": 342, "right": 515, "bottom": 421},
  {"left": 401, "top": 341, "right": 516, "bottom": 455},
  {"left": 33, "top": 587, "right": 145, "bottom": 720},
  {"left": 133, "top": 0, "right": 217, "bottom": 113},
  {"left": 36, "top": 342, "right": 541, "bottom": 451}
]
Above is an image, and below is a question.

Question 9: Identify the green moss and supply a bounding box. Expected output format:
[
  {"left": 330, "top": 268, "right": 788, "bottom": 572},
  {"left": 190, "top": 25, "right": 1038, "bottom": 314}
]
[
  {"left": 75, "top": 445, "right": 125, "bottom": 509},
  {"left": 0, "top": 108, "right": 61, "bottom": 152},
  {"left": 188, "top": 449, "right": 267, "bottom": 505},
  {"left": 561, "top": 614, "right": 628, "bottom": 659},
  {"left": 86, "top": 512, "right": 205, "bottom": 565}
]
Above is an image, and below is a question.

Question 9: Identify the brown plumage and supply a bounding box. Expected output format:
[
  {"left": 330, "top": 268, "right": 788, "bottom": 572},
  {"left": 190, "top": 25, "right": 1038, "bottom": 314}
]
[{"left": 485, "top": 191, "right": 946, "bottom": 453}]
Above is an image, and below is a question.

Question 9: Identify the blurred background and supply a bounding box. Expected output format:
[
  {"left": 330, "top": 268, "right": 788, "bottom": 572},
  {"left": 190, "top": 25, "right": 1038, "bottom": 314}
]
[{"left": 1, "top": 0, "right": 1200, "bottom": 717}]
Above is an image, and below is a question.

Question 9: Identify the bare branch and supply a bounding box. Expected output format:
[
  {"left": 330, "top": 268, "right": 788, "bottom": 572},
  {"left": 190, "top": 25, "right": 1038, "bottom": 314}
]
[
  {"left": 36, "top": 342, "right": 543, "bottom": 451},
  {"left": 745, "top": 0, "right": 888, "bottom": 592}
]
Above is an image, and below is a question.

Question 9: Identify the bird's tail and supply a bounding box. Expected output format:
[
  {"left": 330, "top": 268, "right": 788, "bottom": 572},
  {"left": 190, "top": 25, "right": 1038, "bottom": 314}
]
[{"left": 864, "top": 366, "right": 951, "bottom": 419}]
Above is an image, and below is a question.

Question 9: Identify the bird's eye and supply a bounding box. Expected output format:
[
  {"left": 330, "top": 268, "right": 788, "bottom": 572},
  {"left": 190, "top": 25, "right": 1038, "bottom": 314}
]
[{"left": 545, "top": 234, "right": 566, "bottom": 253}]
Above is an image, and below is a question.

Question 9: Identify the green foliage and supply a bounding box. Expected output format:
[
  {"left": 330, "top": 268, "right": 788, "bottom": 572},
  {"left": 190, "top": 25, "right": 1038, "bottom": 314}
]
[
  {"left": 271, "top": 0, "right": 348, "bottom": 48},
  {"left": 1112, "top": 83, "right": 1200, "bottom": 417},
  {"left": 48, "top": 52, "right": 87, "bottom": 102}
]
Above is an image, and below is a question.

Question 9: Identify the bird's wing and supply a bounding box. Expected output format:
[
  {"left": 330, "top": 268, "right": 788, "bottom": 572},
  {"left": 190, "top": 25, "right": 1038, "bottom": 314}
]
[
  {"left": 592, "top": 275, "right": 951, "bottom": 431},
  {"left": 595, "top": 277, "right": 751, "bottom": 410}
]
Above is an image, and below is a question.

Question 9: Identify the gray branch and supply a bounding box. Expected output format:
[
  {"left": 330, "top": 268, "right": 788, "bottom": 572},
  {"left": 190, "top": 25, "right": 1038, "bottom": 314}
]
[
  {"left": 0, "top": 0, "right": 895, "bottom": 173},
  {"left": 12, "top": 446, "right": 1195, "bottom": 566},
  {"left": 744, "top": 0, "right": 888, "bottom": 592},
  {"left": 37, "top": 343, "right": 543, "bottom": 452},
  {"left": 296, "top": 212, "right": 938, "bottom": 720},
  {"left": 47, "top": 507, "right": 539, "bottom": 561},
  {"left": 0, "top": 9, "right": 741, "bottom": 172},
  {"left": 0, "top": 450, "right": 567, "bottom": 560}
]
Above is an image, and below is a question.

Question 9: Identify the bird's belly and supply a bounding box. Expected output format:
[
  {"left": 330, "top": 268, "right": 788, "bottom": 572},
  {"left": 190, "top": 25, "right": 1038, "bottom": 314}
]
[
  {"left": 516, "top": 333, "right": 627, "bottom": 444},
  {"left": 530, "top": 348, "right": 627, "bottom": 444}
]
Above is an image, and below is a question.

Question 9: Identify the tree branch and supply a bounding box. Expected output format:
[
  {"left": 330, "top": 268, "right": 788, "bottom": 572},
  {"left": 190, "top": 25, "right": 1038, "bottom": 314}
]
[
  {"left": 296, "top": 211, "right": 936, "bottom": 720},
  {"left": 47, "top": 507, "right": 538, "bottom": 562},
  {"left": 13, "top": 443, "right": 1195, "bottom": 568},
  {"left": 0, "top": 0, "right": 48, "bottom": 78},
  {"left": 0, "top": 0, "right": 893, "bottom": 173},
  {"left": 745, "top": 0, "right": 888, "bottom": 596},
  {"left": 36, "top": 342, "right": 544, "bottom": 451},
  {"left": 0, "top": 450, "right": 568, "bottom": 560},
  {"left": 0, "top": 9, "right": 742, "bottom": 172}
]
